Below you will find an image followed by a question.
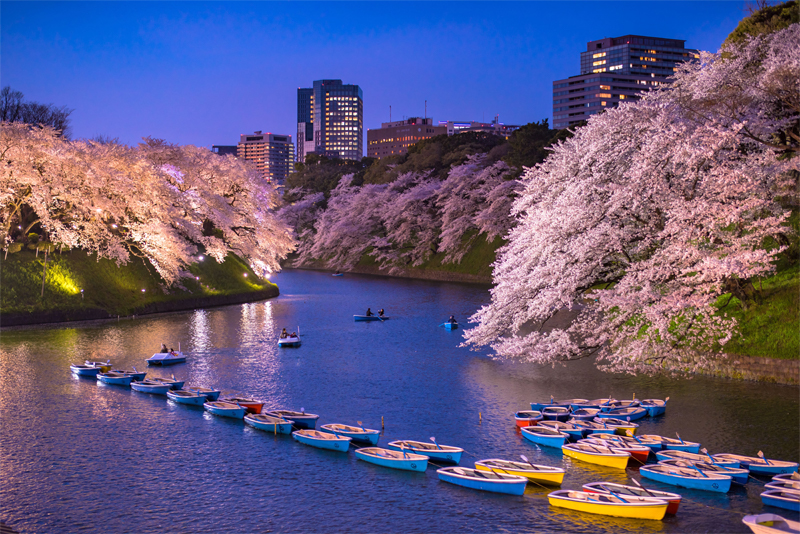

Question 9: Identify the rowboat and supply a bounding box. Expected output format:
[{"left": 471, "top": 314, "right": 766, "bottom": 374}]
[
  {"left": 353, "top": 315, "right": 389, "bottom": 322},
  {"left": 760, "top": 489, "right": 800, "bottom": 512},
  {"left": 742, "top": 513, "right": 800, "bottom": 534},
  {"left": 568, "top": 420, "right": 617, "bottom": 436},
  {"left": 185, "top": 386, "right": 220, "bottom": 401},
  {"left": 569, "top": 408, "right": 601, "bottom": 421},
  {"left": 130, "top": 380, "right": 171, "bottom": 395},
  {"left": 572, "top": 398, "right": 617, "bottom": 410},
  {"left": 264, "top": 410, "right": 319, "bottom": 429},
  {"left": 443, "top": 322, "right": 458, "bottom": 330},
  {"left": 592, "top": 417, "right": 638, "bottom": 436},
  {"left": 514, "top": 410, "right": 543, "bottom": 428},
  {"left": 386, "top": 440, "right": 463, "bottom": 464},
  {"left": 548, "top": 490, "right": 668, "bottom": 520},
  {"left": 111, "top": 368, "right": 147, "bottom": 381},
  {"left": 166, "top": 389, "right": 207, "bottom": 406},
  {"left": 204, "top": 401, "right": 246, "bottom": 419},
  {"left": 355, "top": 447, "right": 428, "bottom": 472},
  {"left": 654, "top": 449, "right": 741, "bottom": 467},
  {"left": 562, "top": 443, "right": 630, "bottom": 470},
  {"left": 84, "top": 360, "right": 113, "bottom": 372},
  {"left": 595, "top": 407, "right": 647, "bottom": 421},
  {"left": 475, "top": 459, "right": 565, "bottom": 485},
  {"left": 293, "top": 429, "right": 351, "bottom": 452},
  {"left": 146, "top": 351, "right": 186, "bottom": 366},
  {"left": 147, "top": 377, "right": 185, "bottom": 390},
  {"left": 583, "top": 482, "right": 682, "bottom": 515},
  {"left": 538, "top": 420, "right": 585, "bottom": 440},
  {"left": 541, "top": 406, "right": 572, "bottom": 422},
  {"left": 70, "top": 364, "right": 101, "bottom": 377},
  {"left": 639, "top": 464, "right": 732, "bottom": 493},
  {"left": 320, "top": 424, "right": 380, "bottom": 445},
  {"left": 765, "top": 480, "right": 800, "bottom": 492},
  {"left": 641, "top": 398, "right": 668, "bottom": 417},
  {"left": 599, "top": 433, "right": 663, "bottom": 452},
  {"left": 437, "top": 467, "right": 527, "bottom": 496},
  {"left": 658, "top": 459, "right": 750, "bottom": 484},
  {"left": 278, "top": 334, "right": 301, "bottom": 348},
  {"left": 599, "top": 399, "right": 640, "bottom": 411},
  {"left": 579, "top": 437, "right": 650, "bottom": 463},
  {"left": 332, "top": 273, "right": 344, "bottom": 276},
  {"left": 520, "top": 426, "right": 568, "bottom": 449},
  {"left": 530, "top": 398, "right": 572, "bottom": 411},
  {"left": 244, "top": 413, "right": 293, "bottom": 434},
  {"left": 638, "top": 434, "right": 700, "bottom": 453},
  {"left": 773, "top": 472, "right": 800, "bottom": 483},
  {"left": 713, "top": 454, "right": 799, "bottom": 476},
  {"left": 220, "top": 397, "right": 263, "bottom": 414},
  {"left": 97, "top": 372, "right": 134, "bottom": 386}
]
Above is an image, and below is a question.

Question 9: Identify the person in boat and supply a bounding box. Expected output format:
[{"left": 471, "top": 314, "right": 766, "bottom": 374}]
[
  {"left": 378, "top": 309, "right": 385, "bottom": 317},
  {"left": 366, "top": 308, "right": 373, "bottom": 317},
  {"left": 291, "top": 332, "right": 297, "bottom": 338},
  {"left": 169, "top": 347, "right": 175, "bottom": 354},
  {"left": 449, "top": 315, "right": 457, "bottom": 324},
  {"left": 280, "top": 328, "right": 288, "bottom": 339},
  {"left": 159, "top": 343, "right": 169, "bottom": 353}
]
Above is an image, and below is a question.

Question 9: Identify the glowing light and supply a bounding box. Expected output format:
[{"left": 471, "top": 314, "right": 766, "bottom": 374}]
[
  {"left": 265, "top": 273, "right": 271, "bottom": 279},
  {"left": 111, "top": 224, "right": 118, "bottom": 229},
  {"left": 243, "top": 273, "right": 248, "bottom": 277},
  {"left": 17, "top": 226, "right": 21, "bottom": 229},
  {"left": 198, "top": 255, "right": 204, "bottom": 261},
  {"left": 141, "top": 289, "right": 146, "bottom": 292},
  {"left": 96, "top": 209, "right": 102, "bottom": 213}
]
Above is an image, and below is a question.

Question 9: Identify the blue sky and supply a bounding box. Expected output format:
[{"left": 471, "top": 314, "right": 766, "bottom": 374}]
[{"left": 2, "top": 2, "right": 747, "bottom": 149}]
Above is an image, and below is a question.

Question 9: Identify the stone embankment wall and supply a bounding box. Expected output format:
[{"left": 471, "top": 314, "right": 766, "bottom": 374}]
[
  {"left": 0, "top": 287, "right": 279, "bottom": 327},
  {"left": 293, "top": 265, "right": 492, "bottom": 285},
  {"left": 691, "top": 353, "right": 800, "bottom": 385}
]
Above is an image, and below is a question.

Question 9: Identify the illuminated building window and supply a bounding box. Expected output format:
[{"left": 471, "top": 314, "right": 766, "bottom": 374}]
[
  {"left": 592, "top": 60, "right": 606, "bottom": 66},
  {"left": 592, "top": 52, "right": 606, "bottom": 58},
  {"left": 600, "top": 85, "right": 610, "bottom": 90}
]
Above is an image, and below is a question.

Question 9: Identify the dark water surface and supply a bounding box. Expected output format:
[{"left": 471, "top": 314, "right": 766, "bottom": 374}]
[{"left": 1, "top": 270, "right": 798, "bottom": 533}]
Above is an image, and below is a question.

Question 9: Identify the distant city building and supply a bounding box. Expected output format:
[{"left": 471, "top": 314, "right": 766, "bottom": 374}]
[
  {"left": 297, "top": 79, "right": 363, "bottom": 163},
  {"left": 439, "top": 117, "right": 519, "bottom": 138},
  {"left": 237, "top": 131, "right": 294, "bottom": 183},
  {"left": 211, "top": 145, "right": 238, "bottom": 157},
  {"left": 552, "top": 35, "right": 699, "bottom": 129},
  {"left": 367, "top": 118, "right": 446, "bottom": 158}
]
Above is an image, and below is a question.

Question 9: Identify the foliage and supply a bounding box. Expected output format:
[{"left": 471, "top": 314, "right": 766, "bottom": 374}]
[
  {"left": 285, "top": 154, "right": 372, "bottom": 196},
  {"left": 0, "top": 86, "right": 73, "bottom": 138},
  {"left": 725, "top": 1, "right": 798, "bottom": 45},
  {"left": 503, "top": 119, "right": 573, "bottom": 170},
  {"left": 0, "top": 124, "right": 294, "bottom": 285},
  {"left": 464, "top": 25, "right": 800, "bottom": 375}
]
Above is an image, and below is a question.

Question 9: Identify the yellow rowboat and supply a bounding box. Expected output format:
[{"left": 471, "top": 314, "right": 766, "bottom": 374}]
[
  {"left": 548, "top": 490, "right": 668, "bottom": 520},
  {"left": 475, "top": 459, "right": 565, "bottom": 485},
  {"left": 562, "top": 443, "right": 630, "bottom": 470}
]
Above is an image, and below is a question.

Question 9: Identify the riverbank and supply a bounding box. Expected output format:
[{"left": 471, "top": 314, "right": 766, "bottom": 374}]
[{"left": 0, "top": 249, "right": 279, "bottom": 327}]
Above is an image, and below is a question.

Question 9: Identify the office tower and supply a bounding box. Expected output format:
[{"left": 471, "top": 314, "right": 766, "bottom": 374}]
[
  {"left": 367, "top": 118, "right": 447, "bottom": 158},
  {"left": 552, "top": 35, "right": 699, "bottom": 129},
  {"left": 296, "top": 79, "right": 363, "bottom": 163},
  {"left": 211, "top": 145, "right": 238, "bottom": 157},
  {"left": 237, "top": 131, "right": 295, "bottom": 184}
]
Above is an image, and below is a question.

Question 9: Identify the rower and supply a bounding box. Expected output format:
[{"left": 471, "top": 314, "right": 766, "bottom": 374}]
[
  {"left": 366, "top": 308, "right": 374, "bottom": 317},
  {"left": 378, "top": 309, "right": 385, "bottom": 317}
]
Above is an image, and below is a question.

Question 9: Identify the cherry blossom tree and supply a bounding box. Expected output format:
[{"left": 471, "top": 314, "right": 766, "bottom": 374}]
[
  {"left": 464, "top": 25, "right": 799, "bottom": 374},
  {"left": 0, "top": 123, "right": 294, "bottom": 283}
]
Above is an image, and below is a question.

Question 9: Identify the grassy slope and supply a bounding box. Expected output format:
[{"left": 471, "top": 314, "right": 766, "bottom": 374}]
[{"left": 1, "top": 249, "right": 275, "bottom": 316}]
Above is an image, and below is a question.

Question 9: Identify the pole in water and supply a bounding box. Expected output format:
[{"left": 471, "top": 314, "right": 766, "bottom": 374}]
[
  {"left": 479, "top": 412, "right": 482, "bottom": 424},
  {"left": 381, "top": 416, "right": 384, "bottom": 429}
]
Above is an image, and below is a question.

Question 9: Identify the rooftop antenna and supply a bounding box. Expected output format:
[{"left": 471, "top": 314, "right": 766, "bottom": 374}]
[
  {"left": 425, "top": 100, "right": 427, "bottom": 120},
  {"left": 390, "top": 105, "right": 392, "bottom": 122}
]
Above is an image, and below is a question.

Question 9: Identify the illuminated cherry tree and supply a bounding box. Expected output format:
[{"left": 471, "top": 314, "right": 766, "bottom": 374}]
[
  {"left": 464, "top": 25, "right": 799, "bottom": 374},
  {"left": 0, "top": 124, "right": 294, "bottom": 283}
]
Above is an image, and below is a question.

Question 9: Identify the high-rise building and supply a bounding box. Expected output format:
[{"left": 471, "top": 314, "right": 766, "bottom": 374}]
[
  {"left": 237, "top": 131, "right": 294, "bottom": 184},
  {"left": 552, "top": 35, "right": 698, "bottom": 129},
  {"left": 296, "top": 79, "right": 363, "bottom": 163},
  {"left": 367, "top": 118, "right": 446, "bottom": 159},
  {"left": 211, "top": 145, "right": 238, "bottom": 157},
  {"left": 438, "top": 117, "right": 519, "bottom": 138}
]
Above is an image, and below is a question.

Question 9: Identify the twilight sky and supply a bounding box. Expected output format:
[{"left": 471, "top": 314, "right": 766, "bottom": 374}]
[{"left": 2, "top": 1, "right": 748, "bottom": 150}]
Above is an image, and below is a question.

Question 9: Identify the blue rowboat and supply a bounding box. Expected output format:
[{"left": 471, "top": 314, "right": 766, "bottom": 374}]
[
  {"left": 353, "top": 315, "right": 389, "bottom": 322},
  {"left": 386, "top": 440, "right": 463, "bottom": 464},
  {"left": 761, "top": 490, "right": 800, "bottom": 512},
  {"left": 148, "top": 377, "right": 185, "bottom": 390},
  {"left": 599, "top": 399, "right": 640, "bottom": 412},
  {"left": 773, "top": 473, "right": 800, "bottom": 483},
  {"left": 204, "top": 401, "right": 246, "bottom": 419},
  {"left": 542, "top": 406, "right": 572, "bottom": 422},
  {"left": 131, "top": 380, "right": 171, "bottom": 395},
  {"left": 437, "top": 467, "right": 527, "bottom": 496},
  {"left": 530, "top": 398, "right": 571, "bottom": 411},
  {"left": 111, "top": 368, "right": 147, "bottom": 381},
  {"left": 515, "top": 410, "right": 543, "bottom": 428},
  {"left": 521, "top": 426, "right": 568, "bottom": 448},
  {"left": 713, "top": 454, "right": 799, "bottom": 476},
  {"left": 97, "top": 372, "right": 133, "bottom": 386},
  {"left": 166, "top": 389, "right": 206, "bottom": 406},
  {"left": 569, "top": 420, "right": 616, "bottom": 436},
  {"left": 264, "top": 410, "right": 320, "bottom": 429},
  {"left": 355, "top": 447, "right": 428, "bottom": 472},
  {"left": 293, "top": 429, "right": 351, "bottom": 452},
  {"left": 185, "top": 386, "right": 220, "bottom": 401},
  {"left": 658, "top": 459, "right": 749, "bottom": 484},
  {"left": 592, "top": 417, "right": 639, "bottom": 436},
  {"left": 244, "top": 414, "right": 294, "bottom": 434},
  {"left": 278, "top": 335, "right": 301, "bottom": 348},
  {"left": 571, "top": 398, "right": 617, "bottom": 410},
  {"left": 146, "top": 351, "right": 186, "bottom": 366},
  {"left": 596, "top": 407, "right": 647, "bottom": 421},
  {"left": 639, "top": 464, "right": 732, "bottom": 493},
  {"left": 443, "top": 322, "right": 458, "bottom": 330},
  {"left": 320, "top": 424, "right": 380, "bottom": 445},
  {"left": 742, "top": 513, "right": 800, "bottom": 533},
  {"left": 70, "top": 364, "right": 101, "bottom": 377},
  {"left": 538, "top": 421, "right": 585, "bottom": 440},
  {"left": 570, "top": 408, "right": 601, "bottom": 421},
  {"left": 765, "top": 480, "right": 800, "bottom": 492},
  {"left": 641, "top": 398, "right": 668, "bottom": 417},
  {"left": 602, "top": 434, "right": 662, "bottom": 453},
  {"left": 655, "top": 449, "right": 740, "bottom": 467},
  {"left": 332, "top": 273, "right": 344, "bottom": 277}
]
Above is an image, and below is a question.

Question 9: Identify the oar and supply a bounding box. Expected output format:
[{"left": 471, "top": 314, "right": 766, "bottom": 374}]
[
  {"left": 630, "top": 478, "right": 657, "bottom": 497},
  {"left": 400, "top": 443, "right": 408, "bottom": 459},
  {"left": 758, "top": 451, "right": 773, "bottom": 465},
  {"left": 690, "top": 463, "right": 709, "bottom": 477},
  {"left": 430, "top": 437, "right": 442, "bottom": 450},
  {"left": 701, "top": 447, "right": 719, "bottom": 465},
  {"left": 600, "top": 483, "right": 629, "bottom": 503},
  {"left": 520, "top": 454, "right": 538, "bottom": 470},
  {"left": 675, "top": 432, "right": 686, "bottom": 445},
  {"left": 357, "top": 420, "right": 367, "bottom": 433}
]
